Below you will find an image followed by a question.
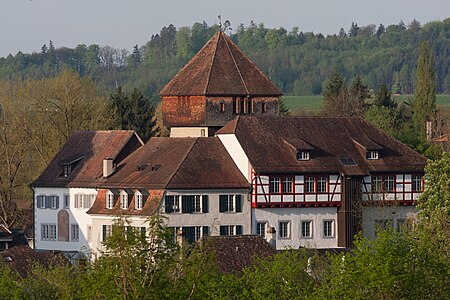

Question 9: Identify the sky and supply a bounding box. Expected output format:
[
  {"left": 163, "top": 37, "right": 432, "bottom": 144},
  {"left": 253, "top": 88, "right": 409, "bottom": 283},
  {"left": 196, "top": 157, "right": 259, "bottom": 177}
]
[{"left": 0, "top": 0, "right": 449, "bottom": 57}]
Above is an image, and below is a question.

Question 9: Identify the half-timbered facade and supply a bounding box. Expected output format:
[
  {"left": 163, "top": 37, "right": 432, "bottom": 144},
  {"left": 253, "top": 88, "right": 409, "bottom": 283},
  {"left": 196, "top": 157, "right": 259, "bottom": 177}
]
[{"left": 216, "top": 116, "right": 427, "bottom": 249}]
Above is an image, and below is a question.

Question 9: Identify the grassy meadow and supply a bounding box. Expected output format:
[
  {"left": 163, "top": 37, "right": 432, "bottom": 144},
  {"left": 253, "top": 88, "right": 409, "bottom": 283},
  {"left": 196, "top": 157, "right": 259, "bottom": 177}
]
[{"left": 283, "top": 94, "right": 450, "bottom": 115}]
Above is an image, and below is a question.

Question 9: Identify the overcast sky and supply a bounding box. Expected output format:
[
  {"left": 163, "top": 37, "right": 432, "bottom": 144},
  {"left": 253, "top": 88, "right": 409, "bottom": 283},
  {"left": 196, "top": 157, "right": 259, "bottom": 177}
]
[{"left": 0, "top": 0, "right": 448, "bottom": 57}]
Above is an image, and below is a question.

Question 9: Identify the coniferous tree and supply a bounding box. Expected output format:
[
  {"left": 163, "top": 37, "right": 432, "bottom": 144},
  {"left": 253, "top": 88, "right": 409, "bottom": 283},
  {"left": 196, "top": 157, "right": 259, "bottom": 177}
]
[
  {"left": 349, "top": 22, "right": 360, "bottom": 37},
  {"left": 412, "top": 41, "right": 436, "bottom": 140},
  {"left": 375, "top": 83, "right": 396, "bottom": 108},
  {"left": 321, "top": 71, "right": 347, "bottom": 116}
]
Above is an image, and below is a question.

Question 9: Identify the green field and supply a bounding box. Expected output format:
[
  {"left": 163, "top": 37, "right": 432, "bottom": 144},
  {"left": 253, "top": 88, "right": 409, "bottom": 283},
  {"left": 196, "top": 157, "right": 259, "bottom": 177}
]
[{"left": 283, "top": 95, "right": 450, "bottom": 114}]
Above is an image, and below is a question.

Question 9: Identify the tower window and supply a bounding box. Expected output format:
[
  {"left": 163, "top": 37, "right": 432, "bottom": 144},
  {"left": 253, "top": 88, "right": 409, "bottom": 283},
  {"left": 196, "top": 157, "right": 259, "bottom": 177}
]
[
  {"left": 220, "top": 102, "right": 225, "bottom": 112},
  {"left": 262, "top": 102, "right": 267, "bottom": 113}
]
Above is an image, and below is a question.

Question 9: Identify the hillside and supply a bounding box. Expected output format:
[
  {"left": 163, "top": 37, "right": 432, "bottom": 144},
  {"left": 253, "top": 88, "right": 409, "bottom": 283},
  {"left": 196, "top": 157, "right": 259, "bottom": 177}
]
[{"left": 0, "top": 19, "right": 448, "bottom": 99}]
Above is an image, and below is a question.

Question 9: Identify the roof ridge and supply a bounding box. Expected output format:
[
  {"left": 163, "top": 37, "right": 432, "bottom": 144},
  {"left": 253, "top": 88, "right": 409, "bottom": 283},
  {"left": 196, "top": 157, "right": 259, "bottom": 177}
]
[
  {"left": 166, "top": 138, "right": 199, "bottom": 187},
  {"left": 222, "top": 34, "right": 281, "bottom": 96},
  {"left": 222, "top": 33, "right": 250, "bottom": 95},
  {"left": 204, "top": 31, "right": 221, "bottom": 94}
]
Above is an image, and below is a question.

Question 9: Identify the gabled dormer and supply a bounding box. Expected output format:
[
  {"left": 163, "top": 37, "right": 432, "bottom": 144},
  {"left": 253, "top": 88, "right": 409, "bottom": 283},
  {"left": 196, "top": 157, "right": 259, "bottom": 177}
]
[
  {"left": 352, "top": 137, "right": 383, "bottom": 161},
  {"left": 282, "top": 138, "right": 314, "bottom": 161}
]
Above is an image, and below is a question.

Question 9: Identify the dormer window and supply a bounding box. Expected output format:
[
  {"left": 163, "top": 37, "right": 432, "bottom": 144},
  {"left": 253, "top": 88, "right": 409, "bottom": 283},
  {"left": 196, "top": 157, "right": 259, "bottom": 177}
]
[
  {"left": 106, "top": 191, "right": 115, "bottom": 209},
  {"left": 120, "top": 191, "right": 128, "bottom": 210},
  {"left": 367, "top": 150, "right": 379, "bottom": 160},
  {"left": 135, "top": 191, "right": 143, "bottom": 210},
  {"left": 220, "top": 102, "right": 225, "bottom": 112},
  {"left": 297, "top": 150, "right": 310, "bottom": 161},
  {"left": 63, "top": 165, "right": 72, "bottom": 177},
  {"left": 59, "top": 155, "right": 83, "bottom": 178}
]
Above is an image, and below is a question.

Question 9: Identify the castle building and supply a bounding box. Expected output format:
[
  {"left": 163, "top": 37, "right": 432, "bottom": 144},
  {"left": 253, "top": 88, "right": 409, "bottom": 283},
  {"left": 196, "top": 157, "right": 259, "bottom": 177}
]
[
  {"left": 160, "top": 30, "right": 282, "bottom": 137},
  {"left": 33, "top": 30, "right": 426, "bottom": 256}
]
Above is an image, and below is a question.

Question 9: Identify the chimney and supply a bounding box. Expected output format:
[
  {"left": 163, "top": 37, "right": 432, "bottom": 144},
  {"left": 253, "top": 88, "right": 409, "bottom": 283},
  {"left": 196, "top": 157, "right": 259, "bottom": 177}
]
[
  {"left": 103, "top": 158, "right": 114, "bottom": 178},
  {"left": 426, "top": 121, "right": 432, "bottom": 141}
]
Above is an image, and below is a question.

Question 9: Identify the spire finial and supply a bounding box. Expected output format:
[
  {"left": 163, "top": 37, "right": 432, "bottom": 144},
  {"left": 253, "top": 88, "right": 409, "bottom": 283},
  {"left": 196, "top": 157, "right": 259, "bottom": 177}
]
[{"left": 218, "top": 14, "right": 222, "bottom": 31}]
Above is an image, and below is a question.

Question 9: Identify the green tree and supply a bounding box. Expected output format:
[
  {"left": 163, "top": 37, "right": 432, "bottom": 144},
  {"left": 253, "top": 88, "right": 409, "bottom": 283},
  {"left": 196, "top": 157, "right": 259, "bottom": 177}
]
[
  {"left": 109, "top": 87, "right": 158, "bottom": 142},
  {"left": 412, "top": 41, "right": 436, "bottom": 140},
  {"left": 321, "top": 71, "right": 347, "bottom": 116},
  {"left": 374, "top": 83, "right": 396, "bottom": 108}
]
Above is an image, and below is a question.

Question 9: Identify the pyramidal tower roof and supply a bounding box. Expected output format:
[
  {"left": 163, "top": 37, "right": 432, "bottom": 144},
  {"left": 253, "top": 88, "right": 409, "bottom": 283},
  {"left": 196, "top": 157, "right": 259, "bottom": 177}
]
[{"left": 160, "top": 31, "right": 282, "bottom": 96}]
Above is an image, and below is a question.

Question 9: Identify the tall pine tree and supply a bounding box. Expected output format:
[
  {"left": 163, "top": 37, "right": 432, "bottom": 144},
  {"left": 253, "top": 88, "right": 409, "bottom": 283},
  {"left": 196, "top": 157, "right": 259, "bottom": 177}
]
[{"left": 412, "top": 41, "right": 436, "bottom": 140}]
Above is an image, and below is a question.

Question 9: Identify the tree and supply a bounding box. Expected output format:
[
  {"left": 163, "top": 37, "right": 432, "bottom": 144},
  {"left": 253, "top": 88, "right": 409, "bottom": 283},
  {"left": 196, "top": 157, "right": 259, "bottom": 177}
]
[
  {"left": 348, "top": 75, "right": 369, "bottom": 115},
  {"left": 349, "top": 22, "right": 360, "bottom": 37},
  {"left": 109, "top": 87, "right": 158, "bottom": 142},
  {"left": 412, "top": 41, "right": 436, "bottom": 140},
  {"left": 321, "top": 71, "right": 347, "bottom": 116},
  {"left": 130, "top": 44, "right": 141, "bottom": 67},
  {"left": 374, "top": 83, "right": 396, "bottom": 108},
  {"left": 376, "top": 23, "right": 385, "bottom": 37}
]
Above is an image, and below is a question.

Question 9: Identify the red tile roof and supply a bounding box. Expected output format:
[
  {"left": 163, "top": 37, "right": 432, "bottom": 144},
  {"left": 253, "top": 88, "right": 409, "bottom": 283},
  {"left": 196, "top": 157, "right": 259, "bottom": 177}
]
[
  {"left": 198, "top": 235, "right": 277, "bottom": 273},
  {"left": 98, "top": 137, "right": 249, "bottom": 190},
  {"left": 216, "top": 116, "right": 427, "bottom": 175},
  {"left": 160, "top": 31, "right": 282, "bottom": 96},
  {"left": 31, "top": 131, "right": 143, "bottom": 188}
]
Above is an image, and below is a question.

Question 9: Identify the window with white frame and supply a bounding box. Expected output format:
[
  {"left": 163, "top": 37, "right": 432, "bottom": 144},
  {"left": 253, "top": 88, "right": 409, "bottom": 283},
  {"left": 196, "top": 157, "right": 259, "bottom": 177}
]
[
  {"left": 63, "top": 194, "right": 70, "bottom": 209},
  {"left": 135, "top": 192, "right": 143, "bottom": 210},
  {"left": 164, "top": 195, "right": 181, "bottom": 213},
  {"left": 279, "top": 221, "right": 290, "bottom": 238},
  {"left": 219, "top": 225, "right": 243, "bottom": 236},
  {"left": 74, "top": 194, "right": 95, "bottom": 209},
  {"left": 282, "top": 177, "right": 293, "bottom": 193},
  {"left": 269, "top": 177, "right": 280, "bottom": 193},
  {"left": 120, "top": 191, "right": 128, "bottom": 209},
  {"left": 317, "top": 177, "right": 327, "bottom": 193},
  {"left": 367, "top": 150, "right": 379, "bottom": 160},
  {"left": 385, "top": 176, "right": 395, "bottom": 192},
  {"left": 323, "top": 220, "right": 334, "bottom": 237},
  {"left": 256, "top": 222, "right": 266, "bottom": 238},
  {"left": 301, "top": 221, "right": 312, "bottom": 238},
  {"left": 106, "top": 191, "right": 115, "bottom": 209},
  {"left": 412, "top": 175, "right": 423, "bottom": 192},
  {"left": 71, "top": 224, "right": 79, "bottom": 241},
  {"left": 219, "top": 195, "right": 242, "bottom": 213},
  {"left": 371, "top": 176, "right": 383, "bottom": 192},
  {"left": 36, "top": 195, "right": 59, "bottom": 209},
  {"left": 41, "top": 224, "right": 57, "bottom": 241},
  {"left": 305, "top": 177, "right": 315, "bottom": 193},
  {"left": 102, "top": 225, "right": 112, "bottom": 242},
  {"left": 296, "top": 150, "right": 310, "bottom": 161},
  {"left": 36, "top": 195, "right": 46, "bottom": 209}
]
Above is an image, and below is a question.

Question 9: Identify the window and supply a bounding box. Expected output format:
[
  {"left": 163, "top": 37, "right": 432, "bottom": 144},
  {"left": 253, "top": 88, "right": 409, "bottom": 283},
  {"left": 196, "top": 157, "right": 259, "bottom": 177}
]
[
  {"left": 220, "top": 225, "right": 243, "bottom": 236},
  {"left": 74, "top": 194, "right": 95, "bottom": 209},
  {"left": 102, "top": 225, "right": 112, "bottom": 242},
  {"left": 279, "top": 221, "right": 290, "bottom": 238},
  {"left": 269, "top": 177, "right": 280, "bottom": 193},
  {"left": 375, "top": 219, "right": 393, "bottom": 232},
  {"left": 317, "top": 177, "right": 327, "bottom": 193},
  {"left": 63, "top": 194, "right": 70, "bottom": 209},
  {"left": 282, "top": 177, "right": 293, "bottom": 193},
  {"left": 120, "top": 191, "right": 128, "bottom": 209},
  {"left": 71, "top": 224, "right": 79, "bottom": 241},
  {"left": 296, "top": 150, "right": 310, "bottom": 161},
  {"left": 367, "top": 150, "right": 379, "bottom": 160},
  {"left": 262, "top": 102, "right": 267, "bottom": 112},
  {"left": 412, "top": 175, "right": 423, "bottom": 192},
  {"left": 385, "top": 176, "right": 394, "bottom": 192},
  {"left": 200, "top": 129, "right": 206, "bottom": 137},
  {"left": 37, "top": 195, "right": 59, "bottom": 209},
  {"left": 106, "top": 192, "right": 115, "bottom": 209},
  {"left": 219, "top": 195, "right": 242, "bottom": 213},
  {"left": 301, "top": 221, "right": 312, "bottom": 238},
  {"left": 173, "top": 195, "right": 208, "bottom": 214},
  {"left": 256, "top": 222, "right": 266, "bottom": 238},
  {"left": 219, "top": 102, "right": 225, "bottom": 112},
  {"left": 372, "top": 176, "right": 383, "bottom": 192},
  {"left": 41, "top": 224, "right": 57, "bottom": 241},
  {"left": 396, "top": 219, "right": 406, "bottom": 232},
  {"left": 175, "top": 226, "right": 209, "bottom": 244},
  {"left": 87, "top": 226, "right": 92, "bottom": 242},
  {"left": 323, "top": 220, "right": 334, "bottom": 237},
  {"left": 63, "top": 164, "right": 72, "bottom": 177},
  {"left": 135, "top": 192, "right": 143, "bottom": 210},
  {"left": 305, "top": 177, "right": 315, "bottom": 193}
]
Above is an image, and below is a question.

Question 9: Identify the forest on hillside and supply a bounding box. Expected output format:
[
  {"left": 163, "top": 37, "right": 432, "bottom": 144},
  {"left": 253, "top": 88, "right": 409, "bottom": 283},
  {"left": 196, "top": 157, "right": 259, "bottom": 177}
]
[{"left": 0, "top": 18, "right": 449, "bottom": 99}]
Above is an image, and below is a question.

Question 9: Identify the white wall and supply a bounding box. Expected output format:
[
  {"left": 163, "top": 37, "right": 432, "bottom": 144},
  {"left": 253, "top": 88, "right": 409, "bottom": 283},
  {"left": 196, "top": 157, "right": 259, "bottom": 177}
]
[
  {"left": 217, "top": 134, "right": 252, "bottom": 181},
  {"left": 170, "top": 127, "right": 209, "bottom": 137},
  {"left": 164, "top": 189, "right": 251, "bottom": 236},
  {"left": 253, "top": 207, "right": 339, "bottom": 249},
  {"left": 362, "top": 206, "right": 417, "bottom": 239},
  {"left": 34, "top": 187, "right": 97, "bottom": 254}
]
